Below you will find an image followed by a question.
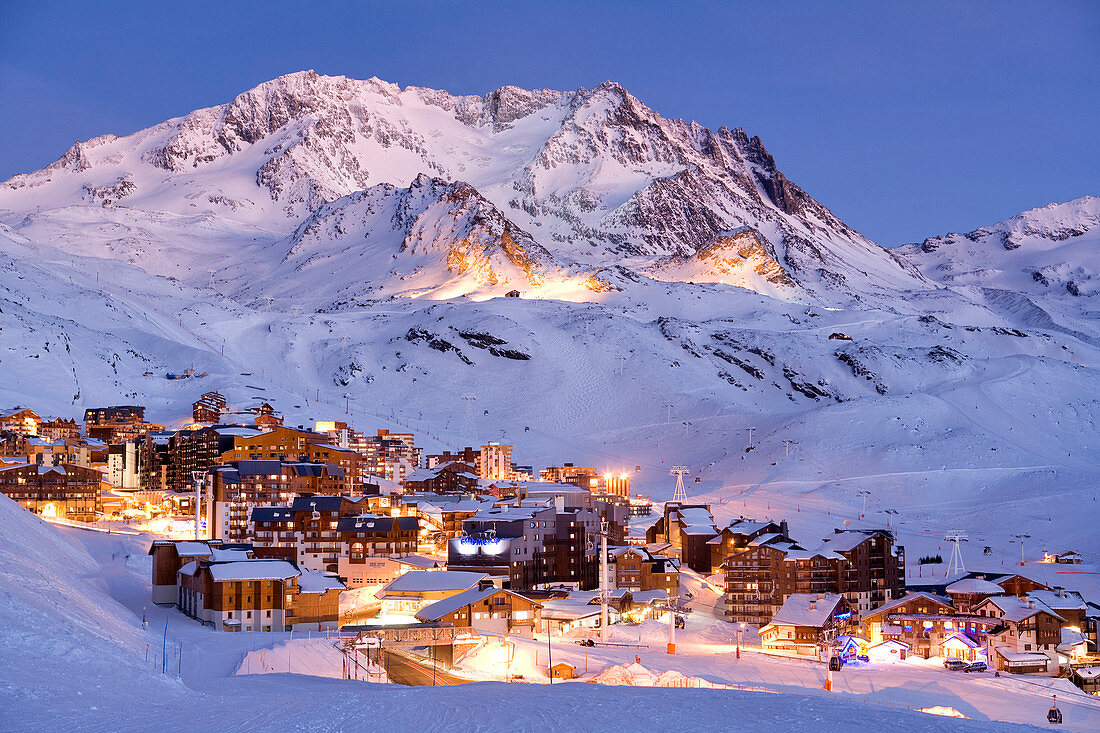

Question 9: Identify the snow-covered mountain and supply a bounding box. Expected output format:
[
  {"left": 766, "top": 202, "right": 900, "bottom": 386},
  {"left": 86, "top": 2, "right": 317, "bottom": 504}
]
[
  {"left": 1, "top": 72, "right": 1098, "bottom": 567},
  {"left": 0, "top": 70, "right": 927, "bottom": 306},
  {"left": 898, "top": 196, "right": 1100, "bottom": 343}
]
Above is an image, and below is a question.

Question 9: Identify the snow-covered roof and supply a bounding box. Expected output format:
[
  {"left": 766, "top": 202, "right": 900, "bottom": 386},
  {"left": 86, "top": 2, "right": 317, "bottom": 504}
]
[
  {"left": 378, "top": 570, "right": 487, "bottom": 595},
  {"left": 629, "top": 589, "right": 669, "bottom": 605},
  {"left": 210, "top": 548, "right": 252, "bottom": 562},
  {"left": 1029, "top": 589, "right": 1086, "bottom": 611},
  {"left": 1075, "top": 666, "right": 1100, "bottom": 680},
  {"left": 727, "top": 519, "right": 773, "bottom": 535},
  {"left": 174, "top": 541, "right": 213, "bottom": 557},
  {"left": 398, "top": 554, "right": 446, "bottom": 569},
  {"left": 298, "top": 571, "right": 346, "bottom": 594},
  {"left": 942, "top": 632, "right": 981, "bottom": 649},
  {"left": 178, "top": 560, "right": 198, "bottom": 577},
  {"left": 1058, "top": 627, "right": 1088, "bottom": 653},
  {"left": 471, "top": 505, "right": 545, "bottom": 522},
  {"left": 994, "top": 647, "right": 1049, "bottom": 665},
  {"left": 785, "top": 549, "right": 846, "bottom": 562},
  {"left": 816, "top": 532, "right": 875, "bottom": 553},
  {"left": 770, "top": 593, "right": 845, "bottom": 627},
  {"left": 946, "top": 578, "right": 1003, "bottom": 595},
  {"left": 540, "top": 597, "right": 603, "bottom": 621},
  {"left": 865, "top": 592, "right": 953, "bottom": 618},
  {"left": 416, "top": 587, "right": 499, "bottom": 620},
  {"left": 251, "top": 506, "right": 293, "bottom": 522},
  {"left": 208, "top": 560, "right": 299, "bottom": 582},
  {"left": 980, "top": 595, "right": 1063, "bottom": 623}
]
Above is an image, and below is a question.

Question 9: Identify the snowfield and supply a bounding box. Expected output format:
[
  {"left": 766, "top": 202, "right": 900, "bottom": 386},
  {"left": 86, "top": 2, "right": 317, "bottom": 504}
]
[{"left": 0, "top": 494, "right": 1079, "bottom": 732}]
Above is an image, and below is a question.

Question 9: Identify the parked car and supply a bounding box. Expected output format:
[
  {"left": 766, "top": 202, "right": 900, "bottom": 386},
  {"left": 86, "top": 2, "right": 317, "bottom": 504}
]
[
  {"left": 944, "top": 658, "right": 968, "bottom": 671},
  {"left": 963, "top": 661, "right": 988, "bottom": 673}
]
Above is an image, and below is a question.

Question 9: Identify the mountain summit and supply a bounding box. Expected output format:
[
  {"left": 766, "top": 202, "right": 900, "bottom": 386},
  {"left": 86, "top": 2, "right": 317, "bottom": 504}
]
[{"left": 1, "top": 70, "right": 926, "bottom": 306}]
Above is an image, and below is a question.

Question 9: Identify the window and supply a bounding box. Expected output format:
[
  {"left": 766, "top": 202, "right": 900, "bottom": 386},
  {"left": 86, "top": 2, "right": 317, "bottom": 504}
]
[{"left": 266, "top": 610, "right": 271, "bottom": 618}]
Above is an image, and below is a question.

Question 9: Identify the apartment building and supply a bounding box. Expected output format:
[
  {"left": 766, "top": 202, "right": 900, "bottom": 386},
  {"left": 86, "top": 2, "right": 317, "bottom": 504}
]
[
  {"left": 0, "top": 462, "right": 103, "bottom": 520},
  {"left": 220, "top": 426, "right": 361, "bottom": 494},
  {"left": 608, "top": 546, "right": 680, "bottom": 596},
  {"left": 84, "top": 405, "right": 164, "bottom": 443},
  {"left": 478, "top": 443, "right": 513, "bottom": 480},
  {"left": 208, "top": 460, "right": 347, "bottom": 542},
  {"left": 448, "top": 499, "right": 601, "bottom": 590}
]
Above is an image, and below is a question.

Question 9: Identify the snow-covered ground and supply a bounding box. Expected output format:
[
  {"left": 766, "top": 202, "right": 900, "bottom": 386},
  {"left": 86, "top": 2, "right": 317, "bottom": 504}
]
[
  {"left": 450, "top": 616, "right": 1100, "bottom": 730},
  {"left": 2, "top": 493, "right": 1060, "bottom": 731}
]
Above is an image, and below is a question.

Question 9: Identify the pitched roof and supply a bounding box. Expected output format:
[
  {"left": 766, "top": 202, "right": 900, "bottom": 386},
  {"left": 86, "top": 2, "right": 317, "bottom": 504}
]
[
  {"left": 414, "top": 587, "right": 535, "bottom": 621},
  {"left": 942, "top": 632, "right": 981, "bottom": 649},
  {"left": 167, "top": 541, "right": 213, "bottom": 556},
  {"left": 251, "top": 506, "right": 293, "bottom": 522},
  {"left": 979, "top": 595, "right": 1064, "bottom": 623},
  {"left": 770, "top": 593, "right": 846, "bottom": 627},
  {"left": 207, "top": 560, "right": 299, "bottom": 582},
  {"left": 378, "top": 570, "right": 487, "bottom": 595},
  {"left": 946, "top": 578, "right": 1004, "bottom": 595},
  {"left": 336, "top": 514, "right": 419, "bottom": 532},
  {"left": 298, "top": 571, "right": 346, "bottom": 594},
  {"left": 1028, "top": 589, "right": 1086, "bottom": 611},
  {"left": 864, "top": 592, "right": 954, "bottom": 619}
]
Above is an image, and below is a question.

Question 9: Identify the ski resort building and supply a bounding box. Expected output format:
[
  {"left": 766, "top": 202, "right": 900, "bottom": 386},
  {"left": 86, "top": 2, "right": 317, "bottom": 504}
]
[
  {"left": 0, "top": 462, "right": 103, "bottom": 520},
  {"left": 646, "top": 502, "right": 719, "bottom": 574},
  {"left": 246, "top": 494, "right": 369, "bottom": 571},
  {"left": 84, "top": 405, "right": 164, "bottom": 444},
  {"left": 219, "top": 426, "right": 361, "bottom": 493},
  {"left": 447, "top": 499, "right": 601, "bottom": 590},
  {"left": 976, "top": 595, "right": 1068, "bottom": 675},
  {"left": 721, "top": 522, "right": 905, "bottom": 623},
  {"left": 758, "top": 593, "right": 855, "bottom": 655},
  {"left": 207, "top": 460, "right": 349, "bottom": 542},
  {"left": 538, "top": 463, "right": 599, "bottom": 489},
  {"left": 862, "top": 591, "right": 1000, "bottom": 660},
  {"left": 425, "top": 446, "right": 481, "bottom": 470},
  {"left": 478, "top": 442, "right": 513, "bottom": 480},
  {"left": 414, "top": 586, "right": 542, "bottom": 635},
  {"left": 0, "top": 408, "right": 41, "bottom": 436},
  {"left": 191, "top": 392, "right": 227, "bottom": 424},
  {"left": 375, "top": 570, "right": 490, "bottom": 617},
  {"left": 607, "top": 546, "right": 680, "bottom": 596},
  {"left": 38, "top": 417, "right": 80, "bottom": 441},
  {"left": 177, "top": 559, "right": 301, "bottom": 632},
  {"left": 402, "top": 462, "right": 480, "bottom": 494},
  {"left": 147, "top": 540, "right": 254, "bottom": 603}
]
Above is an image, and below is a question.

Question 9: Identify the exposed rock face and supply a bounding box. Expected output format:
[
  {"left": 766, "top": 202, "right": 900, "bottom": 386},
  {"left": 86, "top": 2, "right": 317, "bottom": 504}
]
[
  {"left": 0, "top": 70, "right": 934, "bottom": 306},
  {"left": 647, "top": 227, "right": 795, "bottom": 292}
]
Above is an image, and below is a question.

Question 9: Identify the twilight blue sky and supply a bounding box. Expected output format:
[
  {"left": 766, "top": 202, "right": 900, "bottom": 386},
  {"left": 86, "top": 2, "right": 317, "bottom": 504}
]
[{"left": 1, "top": 1, "right": 1096, "bottom": 244}]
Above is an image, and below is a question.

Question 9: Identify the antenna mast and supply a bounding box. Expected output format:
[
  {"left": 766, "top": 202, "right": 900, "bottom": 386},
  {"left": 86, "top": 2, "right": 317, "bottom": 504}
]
[{"left": 670, "top": 466, "right": 689, "bottom": 503}]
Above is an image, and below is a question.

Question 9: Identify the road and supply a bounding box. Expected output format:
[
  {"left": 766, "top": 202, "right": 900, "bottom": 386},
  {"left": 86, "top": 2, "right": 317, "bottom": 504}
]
[{"left": 382, "top": 649, "right": 468, "bottom": 687}]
